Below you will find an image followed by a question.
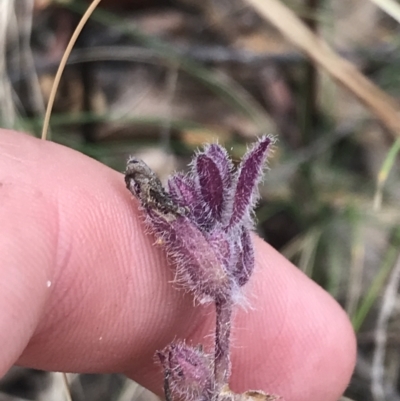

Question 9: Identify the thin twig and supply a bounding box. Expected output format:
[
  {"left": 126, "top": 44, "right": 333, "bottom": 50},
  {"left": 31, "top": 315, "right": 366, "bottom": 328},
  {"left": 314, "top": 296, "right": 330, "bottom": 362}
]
[{"left": 371, "top": 250, "right": 400, "bottom": 401}]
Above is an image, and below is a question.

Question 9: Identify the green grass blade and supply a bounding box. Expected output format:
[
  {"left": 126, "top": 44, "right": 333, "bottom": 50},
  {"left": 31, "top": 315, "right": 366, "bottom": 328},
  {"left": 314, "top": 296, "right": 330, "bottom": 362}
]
[{"left": 373, "top": 138, "right": 400, "bottom": 210}]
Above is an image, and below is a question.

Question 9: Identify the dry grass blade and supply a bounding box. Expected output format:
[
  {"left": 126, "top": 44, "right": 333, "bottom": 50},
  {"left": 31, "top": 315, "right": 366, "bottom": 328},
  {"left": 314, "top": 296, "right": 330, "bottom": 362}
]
[
  {"left": 61, "top": 373, "right": 73, "bottom": 401},
  {"left": 346, "top": 218, "right": 365, "bottom": 319},
  {"left": 244, "top": 0, "right": 400, "bottom": 138},
  {"left": 41, "top": 0, "right": 103, "bottom": 141},
  {"left": 370, "top": 0, "right": 400, "bottom": 23},
  {"left": 37, "top": 372, "right": 73, "bottom": 401}
]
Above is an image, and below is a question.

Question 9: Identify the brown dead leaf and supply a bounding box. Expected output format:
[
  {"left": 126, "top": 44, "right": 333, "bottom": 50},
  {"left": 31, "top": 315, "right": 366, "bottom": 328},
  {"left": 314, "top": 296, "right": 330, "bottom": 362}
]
[{"left": 245, "top": 0, "right": 400, "bottom": 138}]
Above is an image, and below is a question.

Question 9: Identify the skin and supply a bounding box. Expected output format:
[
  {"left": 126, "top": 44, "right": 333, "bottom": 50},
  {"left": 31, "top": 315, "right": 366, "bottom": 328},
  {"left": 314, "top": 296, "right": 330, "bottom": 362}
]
[{"left": 0, "top": 129, "right": 356, "bottom": 401}]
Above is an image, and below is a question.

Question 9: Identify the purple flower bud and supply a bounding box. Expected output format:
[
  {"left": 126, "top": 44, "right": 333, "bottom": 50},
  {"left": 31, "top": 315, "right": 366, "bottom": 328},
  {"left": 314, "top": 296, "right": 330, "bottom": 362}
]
[
  {"left": 125, "top": 136, "right": 273, "bottom": 303},
  {"left": 201, "top": 144, "right": 234, "bottom": 220},
  {"left": 228, "top": 135, "right": 273, "bottom": 228},
  {"left": 146, "top": 210, "right": 234, "bottom": 303},
  {"left": 157, "top": 342, "right": 213, "bottom": 401},
  {"left": 195, "top": 154, "right": 224, "bottom": 222},
  {"left": 125, "top": 138, "right": 280, "bottom": 401}
]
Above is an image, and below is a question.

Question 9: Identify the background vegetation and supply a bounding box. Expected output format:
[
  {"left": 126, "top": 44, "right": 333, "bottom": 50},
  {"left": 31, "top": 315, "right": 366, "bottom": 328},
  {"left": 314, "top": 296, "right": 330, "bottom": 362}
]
[{"left": 2, "top": 0, "right": 400, "bottom": 400}]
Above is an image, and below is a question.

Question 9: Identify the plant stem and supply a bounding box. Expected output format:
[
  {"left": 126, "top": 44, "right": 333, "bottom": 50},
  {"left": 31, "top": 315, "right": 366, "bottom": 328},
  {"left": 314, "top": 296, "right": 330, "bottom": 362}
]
[{"left": 214, "top": 299, "right": 233, "bottom": 388}]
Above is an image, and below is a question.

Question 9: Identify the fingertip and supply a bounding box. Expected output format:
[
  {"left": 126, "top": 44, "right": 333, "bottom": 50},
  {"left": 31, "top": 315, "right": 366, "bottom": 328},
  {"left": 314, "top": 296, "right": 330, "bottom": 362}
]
[
  {"left": 230, "top": 237, "right": 356, "bottom": 401},
  {"left": 0, "top": 130, "right": 201, "bottom": 374},
  {"left": 0, "top": 130, "right": 356, "bottom": 401}
]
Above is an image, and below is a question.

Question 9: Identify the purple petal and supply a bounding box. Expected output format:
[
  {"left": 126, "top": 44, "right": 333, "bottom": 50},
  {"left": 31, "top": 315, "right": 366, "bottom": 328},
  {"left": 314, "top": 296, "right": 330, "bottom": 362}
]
[
  {"left": 228, "top": 135, "right": 273, "bottom": 228},
  {"left": 168, "top": 173, "right": 198, "bottom": 206},
  {"left": 195, "top": 154, "right": 224, "bottom": 221},
  {"left": 157, "top": 342, "right": 213, "bottom": 401},
  {"left": 204, "top": 144, "right": 234, "bottom": 189},
  {"left": 168, "top": 173, "right": 213, "bottom": 229}
]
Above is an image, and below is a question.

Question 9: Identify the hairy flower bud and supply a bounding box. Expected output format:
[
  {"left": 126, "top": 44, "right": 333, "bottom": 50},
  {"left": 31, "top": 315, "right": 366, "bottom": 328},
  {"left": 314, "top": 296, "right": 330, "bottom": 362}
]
[
  {"left": 146, "top": 210, "right": 234, "bottom": 303},
  {"left": 157, "top": 342, "right": 214, "bottom": 401},
  {"left": 194, "top": 154, "right": 224, "bottom": 222},
  {"left": 125, "top": 135, "right": 273, "bottom": 303}
]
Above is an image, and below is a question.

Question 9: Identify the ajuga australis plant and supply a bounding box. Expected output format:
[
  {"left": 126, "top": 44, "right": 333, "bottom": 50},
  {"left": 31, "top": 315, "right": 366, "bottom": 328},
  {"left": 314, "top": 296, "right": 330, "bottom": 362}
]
[{"left": 125, "top": 135, "right": 281, "bottom": 401}]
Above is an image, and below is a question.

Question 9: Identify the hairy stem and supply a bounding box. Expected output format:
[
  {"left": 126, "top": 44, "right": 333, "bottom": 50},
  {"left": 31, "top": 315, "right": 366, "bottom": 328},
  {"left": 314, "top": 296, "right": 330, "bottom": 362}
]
[{"left": 214, "top": 299, "right": 233, "bottom": 388}]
